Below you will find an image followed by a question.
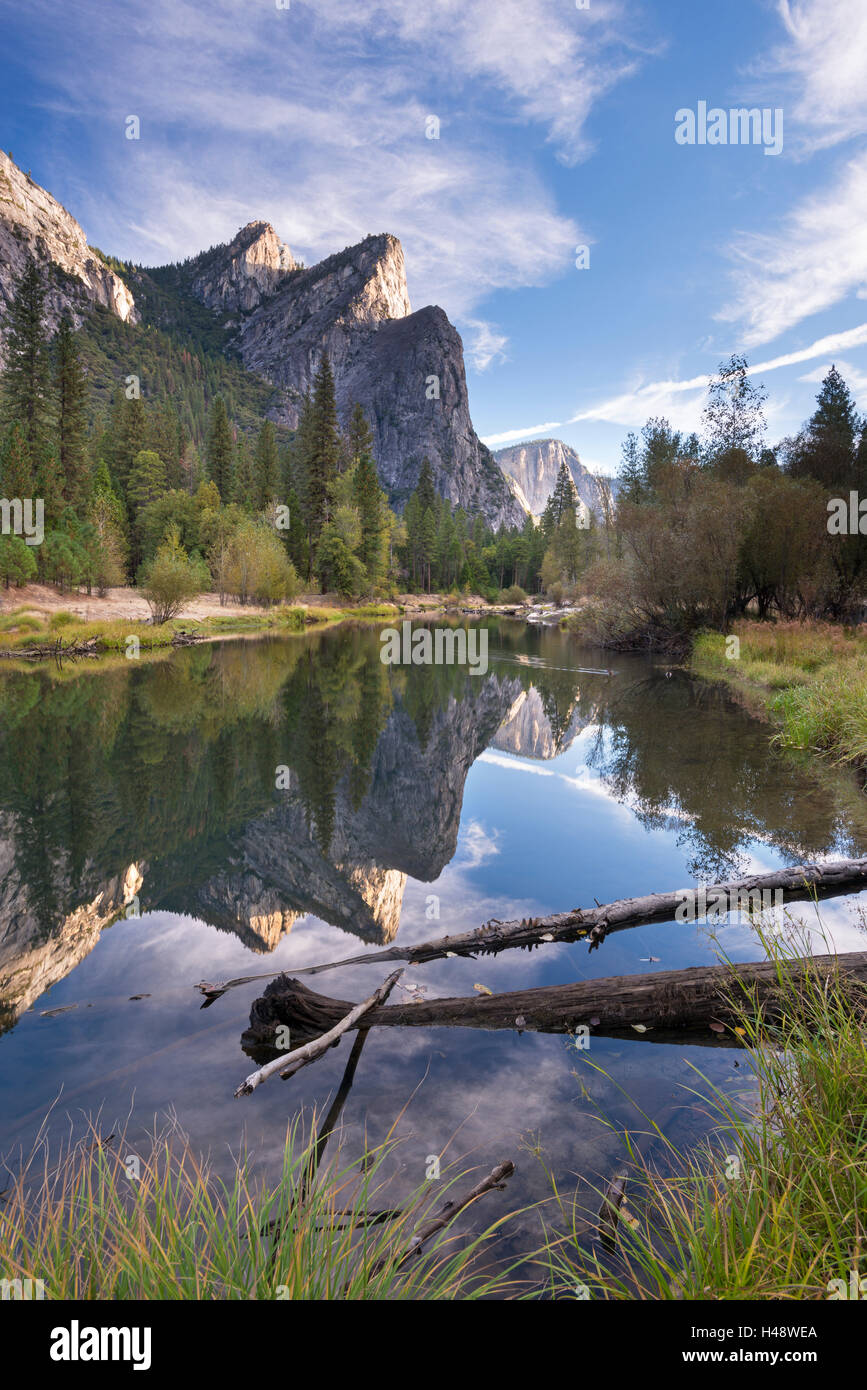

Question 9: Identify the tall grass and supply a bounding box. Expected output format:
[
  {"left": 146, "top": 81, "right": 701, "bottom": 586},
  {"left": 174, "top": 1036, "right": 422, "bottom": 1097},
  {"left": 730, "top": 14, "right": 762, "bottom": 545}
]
[
  {"left": 0, "top": 1117, "right": 521, "bottom": 1300},
  {"left": 692, "top": 621, "right": 867, "bottom": 765},
  {"left": 538, "top": 933, "right": 867, "bottom": 1300}
]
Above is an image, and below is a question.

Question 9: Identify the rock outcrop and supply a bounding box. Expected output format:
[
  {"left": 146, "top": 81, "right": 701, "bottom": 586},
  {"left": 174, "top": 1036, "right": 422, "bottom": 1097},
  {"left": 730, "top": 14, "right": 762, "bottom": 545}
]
[
  {"left": 494, "top": 438, "right": 605, "bottom": 520},
  {"left": 190, "top": 230, "right": 525, "bottom": 525},
  {"left": 190, "top": 221, "right": 297, "bottom": 313},
  {"left": 0, "top": 151, "right": 136, "bottom": 349}
]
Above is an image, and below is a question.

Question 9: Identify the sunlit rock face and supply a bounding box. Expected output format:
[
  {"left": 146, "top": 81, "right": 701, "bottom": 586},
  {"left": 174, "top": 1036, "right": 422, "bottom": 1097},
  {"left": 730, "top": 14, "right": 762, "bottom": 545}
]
[
  {"left": 0, "top": 847, "right": 143, "bottom": 1027},
  {"left": 494, "top": 438, "right": 605, "bottom": 520},
  {"left": 190, "top": 221, "right": 297, "bottom": 313},
  {"left": 0, "top": 150, "right": 523, "bottom": 528},
  {"left": 0, "top": 152, "right": 137, "bottom": 354}
]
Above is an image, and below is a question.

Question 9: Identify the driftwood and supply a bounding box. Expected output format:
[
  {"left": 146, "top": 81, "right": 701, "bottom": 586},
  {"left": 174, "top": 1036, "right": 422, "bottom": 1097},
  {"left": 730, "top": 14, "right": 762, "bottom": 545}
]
[
  {"left": 241, "top": 952, "right": 867, "bottom": 1054},
  {"left": 0, "top": 635, "right": 102, "bottom": 662},
  {"left": 0, "top": 629, "right": 203, "bottom": 663},
  {"left": 368, "top": 1160, "right": 515, "bottom": 1278},
  {"left": 234, "top": 969, "right": 402, "bottom": 1097},
  {"left": 199, "top": 856, "right": 867, "bottom": 1004}
]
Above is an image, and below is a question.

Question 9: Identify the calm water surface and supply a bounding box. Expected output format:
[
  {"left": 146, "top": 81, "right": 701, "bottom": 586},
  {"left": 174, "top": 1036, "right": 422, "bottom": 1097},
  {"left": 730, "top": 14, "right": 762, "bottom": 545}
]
[{"left": 1, "top": 619, "right": 866, "bottom": 1247}]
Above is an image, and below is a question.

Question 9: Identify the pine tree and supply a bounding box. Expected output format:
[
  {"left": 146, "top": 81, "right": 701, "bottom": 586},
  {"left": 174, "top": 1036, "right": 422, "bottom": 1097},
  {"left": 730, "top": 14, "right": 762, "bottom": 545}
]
[
  {"left": 353, "top": 426, "right": 387, "bottom": 588},
  {"left": 112, "top": 394, "right": 147, "bottom": 499},
  {"left": 253, "top": 418, "right": 280, "bottom": 510},
  {"left": 550, "top": 460, "right": 578, "bottom": 525},
  {"left": 347, "top": 401, "right": 374, "bottom": 468},
  {"left": 420, "top": 506, "right": 437, "bottom": 592},
  {"left": 0, "top": 260, "right": 52, "bottom": 459},
  {"left": 0, "top": 422, "right": 35, "bottom": 500},
  {"left": 416, "top": 457, "right": 436, "bottom": 514},
  {"left": 128, "top": 449, "right": 168, "bottom": 518},
  {"left": 206, "top": 395, "right": 234, "bottom": 501},
  {"left": 37, "top": 449, "right": 64, "bottom": 526},
  {"left": 792, "top": 366, "right": 859, "bottom": 489},
  {"left": 54, "top": 316, "right": 89, "bottom": 508},
  {"left": 306, "top": 355, "right": 340, "bottom": 545},
  {"left": 233, "top": 434, "right": 255, "bottom": 510}
]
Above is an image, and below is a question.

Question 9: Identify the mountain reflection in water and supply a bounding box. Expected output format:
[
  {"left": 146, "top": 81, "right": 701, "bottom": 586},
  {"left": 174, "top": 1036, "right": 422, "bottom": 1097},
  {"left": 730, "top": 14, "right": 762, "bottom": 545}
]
[{"left": 2, "top": 618, "right": 867, "bottom": 1235}]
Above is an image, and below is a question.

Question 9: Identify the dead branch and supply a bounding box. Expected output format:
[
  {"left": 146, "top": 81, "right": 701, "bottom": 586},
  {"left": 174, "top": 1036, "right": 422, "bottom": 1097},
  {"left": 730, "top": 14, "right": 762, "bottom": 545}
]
[{"left": 233, "top": 969, "right": 402, "bottom": 1097}]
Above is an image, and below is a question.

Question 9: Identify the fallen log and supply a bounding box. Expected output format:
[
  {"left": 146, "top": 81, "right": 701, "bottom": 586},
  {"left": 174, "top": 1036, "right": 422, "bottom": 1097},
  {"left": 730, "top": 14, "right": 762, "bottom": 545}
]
[
  {"left": 241, "top": 952, "right": 867, "bottom": 1054},
  {"left": 199, "top": 857, "right": 867, "bottom": 1005},
  {"left": 234, "top": 968, "right": 402, "bottom": 1096}
]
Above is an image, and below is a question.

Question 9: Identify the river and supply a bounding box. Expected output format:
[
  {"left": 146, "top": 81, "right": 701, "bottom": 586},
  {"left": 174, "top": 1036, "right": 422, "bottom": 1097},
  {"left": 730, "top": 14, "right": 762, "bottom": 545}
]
[{"left": 1, "top": 618, "right": 866, "bottom": 1259}]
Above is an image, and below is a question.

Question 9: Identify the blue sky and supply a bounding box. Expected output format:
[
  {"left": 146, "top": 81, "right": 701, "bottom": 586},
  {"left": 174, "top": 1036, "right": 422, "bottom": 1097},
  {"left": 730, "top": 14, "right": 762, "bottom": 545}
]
[{"left": 2, "top": 0, "right": 867, "bottom": 474}]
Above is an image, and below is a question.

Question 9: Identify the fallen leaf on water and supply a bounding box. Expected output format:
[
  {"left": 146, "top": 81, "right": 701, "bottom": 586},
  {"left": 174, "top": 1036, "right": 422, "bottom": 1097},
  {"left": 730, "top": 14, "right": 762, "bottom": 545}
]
[
  {"left": 631, "top": 1023, "right": 649, "bottom": 1033},
  {"left": 445, "top": 951, "right": 457, "bottom": 958},
  {"left": 709, "top": 1021, "right": 726, "bottom": 1034},
  {"left": 541, "top": 933, "right": 554, "bottom": 942},
  {"left": 473, "top": 983, "right": 493, "bottom": 996},
  {"left": 733, "top": 1026, "right": 746, "bottom": 1036}
]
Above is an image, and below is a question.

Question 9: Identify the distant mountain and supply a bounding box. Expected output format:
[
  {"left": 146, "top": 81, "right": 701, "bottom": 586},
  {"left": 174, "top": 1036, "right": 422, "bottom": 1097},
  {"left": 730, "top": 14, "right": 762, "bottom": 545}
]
[
  {"left": 494, "top": 437, "right": 606, "bottom": 520},
  {"left": 0, "top": 154, "right": 524, "bottom": 527}
]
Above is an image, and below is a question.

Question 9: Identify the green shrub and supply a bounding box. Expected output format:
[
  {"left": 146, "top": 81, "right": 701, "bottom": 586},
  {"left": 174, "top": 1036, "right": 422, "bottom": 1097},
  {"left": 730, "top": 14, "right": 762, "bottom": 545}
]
[{"left": 48, "top": 610, "right": 76, "bottom": 629}]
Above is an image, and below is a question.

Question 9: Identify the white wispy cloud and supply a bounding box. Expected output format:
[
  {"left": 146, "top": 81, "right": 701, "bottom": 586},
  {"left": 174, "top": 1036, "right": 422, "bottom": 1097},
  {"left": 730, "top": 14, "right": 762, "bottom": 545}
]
[
  {"left": 482, "top": 322, "right": 867, "bottom": 442},
  {"left": 718, "top": 153, "right": 867, "bottom": 347},
  {"left": 461, "top": 319, "right": 509, "bottom": 372},
  {"left": 7, "top": 0, "right": 652, "bottom": 319},
  {"left": 765, "top": 0, "right": 867, "bottom": 152}
]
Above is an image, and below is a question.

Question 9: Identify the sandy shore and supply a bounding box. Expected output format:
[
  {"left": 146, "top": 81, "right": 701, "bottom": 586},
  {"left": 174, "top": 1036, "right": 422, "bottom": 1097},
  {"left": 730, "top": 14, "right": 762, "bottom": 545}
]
[{"left": 1, "top": 584, "right": 301, "bottom": 623}]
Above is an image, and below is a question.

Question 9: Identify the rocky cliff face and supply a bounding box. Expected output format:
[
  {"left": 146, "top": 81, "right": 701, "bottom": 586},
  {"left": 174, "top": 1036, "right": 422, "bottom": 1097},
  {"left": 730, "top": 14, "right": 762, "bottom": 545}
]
[
  {"left": 190, "top": 230, "right": 525, "bottom": 525},
  {"left": 0, "top": 152, "right": 136, "bottom": 349},
  {"left": 190, "top": 221, "right": 297, "bottom": 313},
  {"left": 494, "top": 438, "right": 604, "bottom": 520}
]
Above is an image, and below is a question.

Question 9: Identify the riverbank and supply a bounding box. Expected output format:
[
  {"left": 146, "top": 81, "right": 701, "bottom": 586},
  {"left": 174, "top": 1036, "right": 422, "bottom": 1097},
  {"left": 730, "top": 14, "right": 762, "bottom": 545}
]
[
  {"left": 544, "top": 933, "right": 867, "bottom": 1300},
  {"left": 0, "top": 584, "right": 574, "bottom": 661},
  {"left": 692, "top": 621, "right": 867, "bottom": 769},
  {"left": 0, "top": 588, "right": 403, "bottom": 659}
]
